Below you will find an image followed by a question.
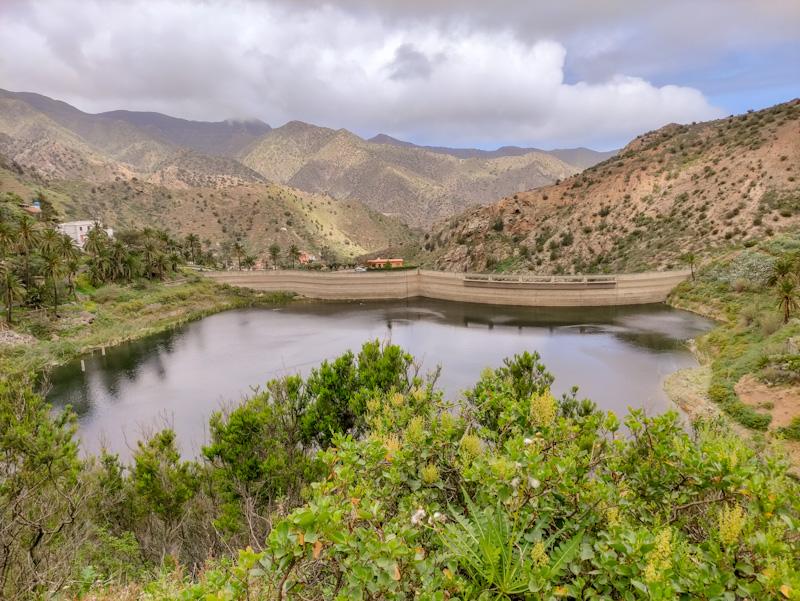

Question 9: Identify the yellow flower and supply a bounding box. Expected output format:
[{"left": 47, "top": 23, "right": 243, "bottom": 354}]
[
  {"left": 439, "top": 412, "right": 456, "bottom": 434},
  {"left": 383, "top": 435, "right": 401, "bottom": 462},
  {"left": 718, "top": 504, "right": 746, "bottom": 547},
  {"left": 390, "top": 392, "right": 405, "bottom": 407},
  {"left": 644, "top": 528, "right": 672, "bottom": 583},
  {"left": 490, "top": 456, "right": 516, "bottom": 481},
  {"left": 605, "top": 506, "right": 620, "bottom": 526},
  {"left": 412, "top": 387, "right": 426, "bottom": 402},
  {"left": 460, "top": 434, "right": 483, "bottom": 458},
  {"left": 531, "top": 541, "right": 548, "bottom": 567},
  {"left": 366, "top": 397, "right": 381, "bottom": 413},
  {"left": 421, "top": 463, "right": 440, "bottom": 484},
  {"left": 530, "top": 390, "right": 557, "bottom": 427},
  {"left": 405, "top": 416, "right": 425, "bottom": 445}
]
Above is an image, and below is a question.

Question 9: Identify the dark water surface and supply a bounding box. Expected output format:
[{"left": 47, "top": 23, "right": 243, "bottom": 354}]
[{"left": 46, "top": 299, "right": 714, "bottom": 457}]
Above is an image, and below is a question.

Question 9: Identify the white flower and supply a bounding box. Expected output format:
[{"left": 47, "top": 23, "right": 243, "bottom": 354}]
[
  {"left": 523, "top": 437, "right": 533, "bottom": 445},
  {"left": 411, "top": 508, "right": 426, "bottom": 526},
  {"left": 433, "top": 511, "right": 447, "bottom": 523},
  {"left": 511, "top": 477, "right": 521, "bottom": 488},
  {"left": 528, "top": 477, "right": 541, "bottom": 489}
]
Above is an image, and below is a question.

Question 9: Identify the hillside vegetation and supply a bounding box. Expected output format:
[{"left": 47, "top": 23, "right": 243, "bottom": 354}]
[
  {"left": 427, "top": 100, "right": 800, "bottom": 273},
  {"left": 668, "top": 234, "right": 800, "bottom": 465}
]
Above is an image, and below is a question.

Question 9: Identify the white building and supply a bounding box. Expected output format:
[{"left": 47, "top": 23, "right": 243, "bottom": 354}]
[{"left": 57, "top": 221, "right": 114, "bottom": 248}]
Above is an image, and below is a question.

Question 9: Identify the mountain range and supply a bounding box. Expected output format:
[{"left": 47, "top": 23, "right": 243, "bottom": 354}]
[{"left": 0, "top": 89, "right": 607, "bottom": 234}]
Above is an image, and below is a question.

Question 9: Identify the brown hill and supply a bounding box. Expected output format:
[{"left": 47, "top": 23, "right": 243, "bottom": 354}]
[
  {"left": 427, "top": 100, "right": 800, "bottom": 273},
  {"left": 239, "top": 122, "right": 578, "bottom": 228},
  {"left": 0, "top": 160, "right": 416, "bottom": 261}
]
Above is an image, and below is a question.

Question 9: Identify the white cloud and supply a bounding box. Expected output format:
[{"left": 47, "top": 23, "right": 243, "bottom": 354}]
[{"left": 0, "top": 0, "right": 777, "bottom": 148}]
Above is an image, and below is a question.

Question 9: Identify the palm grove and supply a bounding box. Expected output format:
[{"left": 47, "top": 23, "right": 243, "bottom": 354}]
[{"left": 0, "top": 193, "right": 211, "bottom": 324}]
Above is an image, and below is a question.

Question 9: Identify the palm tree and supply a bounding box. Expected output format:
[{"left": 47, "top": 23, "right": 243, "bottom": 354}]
[
  {"left": 64, "top": 257, "right": 80, "bottom": 300},
  {"left": 38, "top": 228, "right": 61, "bottom": 254},
  {"left": 233, "top": 240, "right": 245, "bottom": 270},
  {"left": 269, "top": 244, "right": 281, "bottom": 269},
  {"left": 288, "top": 244, "right": 300, "bottom": 269},
  {"left": 0, "top": 261, "right": 25, "bottom": 324},
  {"left": 142, "top": 239, "right": 163, "bottom": 279},
  {"left": 40, "top": 250, "right": 64, "bottom": 316},
  {"left": 16, "top": 215, "right": 39, "bottom": 289},
  {"left": 185, "top": 233, "right": 201, "bottom": 263},
  {"left": 0, "top": 221, "right": 17, "bottom": 256},
  {"left": 241, "top": 255, "right": 256, "bottom": 270},
  {"left": 109, "top": 241, "right": 131, "bottom": 282},
  {"left": 777, "top": 277, "right": 798, "bottom": 324},
  {"left": 168, "top": 251, "right": 182, "bottom": 273},
  {"left": 771, "top": 257, "right": 794, "bottom": 285},
  {"left": 682, "top": 251, "right": 697, "bottom": 280},
  {"left": 84, "top": 224, "right": 109, "bottom": 258}
]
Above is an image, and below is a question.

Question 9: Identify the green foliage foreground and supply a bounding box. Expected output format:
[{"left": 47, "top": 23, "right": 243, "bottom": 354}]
[{"left": 2, "top": 346, "right": 800, "bottom": 600}]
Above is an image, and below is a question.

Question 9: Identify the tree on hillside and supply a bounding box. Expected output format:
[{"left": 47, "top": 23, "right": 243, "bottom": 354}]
[
  {"left": 83, "top": 223, "right": 110, "bottom": 258},
  {"left": 233, "top": 240, "right": 245, "bottom": 271},
  {"left": 269, "top": 244, "right": 281, "bottom": 269},
  {"left": 241, "top": 255, "right": 256, "bottom": 270},
  {"left": 0, "top": 261, "right": 25, "bottom": 324},
  {"left": 40, "top": 251, "right": 64, "bottom": 316},
  {"left": 0, "top": 221, "right": 15, "bottom": 255},
  {"left": 15, "top": 215, "right": 39, "bottom": 290},
  {"left": 771, "top": 256, "right": 794, "bottom": 285},
  {"left": 777, "top": 277, "right": 798, "bottom": 324},
  {"left": 185, "top": 233, "right": 201, "bottom": 263},
  {"left": 288, "top": 244, "right": 300, "bottom": 269}
]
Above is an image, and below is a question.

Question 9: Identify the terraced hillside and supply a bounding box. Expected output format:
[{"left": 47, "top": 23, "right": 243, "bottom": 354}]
[{"left": 427, "top": 100, "right": 800, "bottom": 273}]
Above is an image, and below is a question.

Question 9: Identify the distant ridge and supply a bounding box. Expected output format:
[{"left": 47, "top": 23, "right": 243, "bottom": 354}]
[
  {"left": 367, "top": 133, "right": 618, "bottom": 168},
  {"left": 99, "top": 110, "right": 271, "bottom": 157}
]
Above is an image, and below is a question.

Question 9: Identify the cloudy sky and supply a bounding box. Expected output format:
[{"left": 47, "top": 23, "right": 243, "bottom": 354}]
[{"left": 1, "top": 0, "right": 798, "bottom": 150}]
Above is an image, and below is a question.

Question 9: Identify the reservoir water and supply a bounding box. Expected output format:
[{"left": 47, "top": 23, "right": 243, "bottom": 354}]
[{"left": 46, "top": 299, "right": 714, "bottom": 458}]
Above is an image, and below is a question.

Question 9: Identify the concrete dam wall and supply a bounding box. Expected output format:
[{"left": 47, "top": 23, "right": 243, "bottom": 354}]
[{"left": 204, "top": 269, "right": 690, "bottom": 307}]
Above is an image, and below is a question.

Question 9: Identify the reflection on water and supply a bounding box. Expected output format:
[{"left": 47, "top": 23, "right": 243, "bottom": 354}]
[{"left": 46, "top": 299, "right": 714, "bottom": 458}]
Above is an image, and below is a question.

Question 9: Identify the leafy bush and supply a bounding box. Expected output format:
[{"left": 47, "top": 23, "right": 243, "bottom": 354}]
[{"left": 247, "top": 358, "right": 800, "bottom": 599}]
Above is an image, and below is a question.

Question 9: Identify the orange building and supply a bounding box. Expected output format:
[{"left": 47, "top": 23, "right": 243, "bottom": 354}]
[{"left": 366, "top": 257, "right": 404, "bottom": 269}]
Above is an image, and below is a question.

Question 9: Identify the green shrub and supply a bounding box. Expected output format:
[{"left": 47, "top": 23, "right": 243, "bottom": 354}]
[{"left": 780, "top": 416, "right": 800, "bottom": 441}]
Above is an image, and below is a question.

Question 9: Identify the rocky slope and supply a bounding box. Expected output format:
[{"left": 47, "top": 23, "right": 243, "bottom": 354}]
[
  {"left": 239, "top": 122, "right": 579, "bottom": 228},
  {"left": 427, "top": 99, "right": 800, "bottom": 273}
]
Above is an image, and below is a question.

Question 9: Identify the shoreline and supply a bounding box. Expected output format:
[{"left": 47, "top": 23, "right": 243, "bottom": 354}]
[{"left": 0, "top": 277, "right": 294, "bottom": 381}]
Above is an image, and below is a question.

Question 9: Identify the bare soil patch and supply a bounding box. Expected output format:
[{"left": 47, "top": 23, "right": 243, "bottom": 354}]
[{"left": 736, "top": 374, "right": 800, "bottom": 429}]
